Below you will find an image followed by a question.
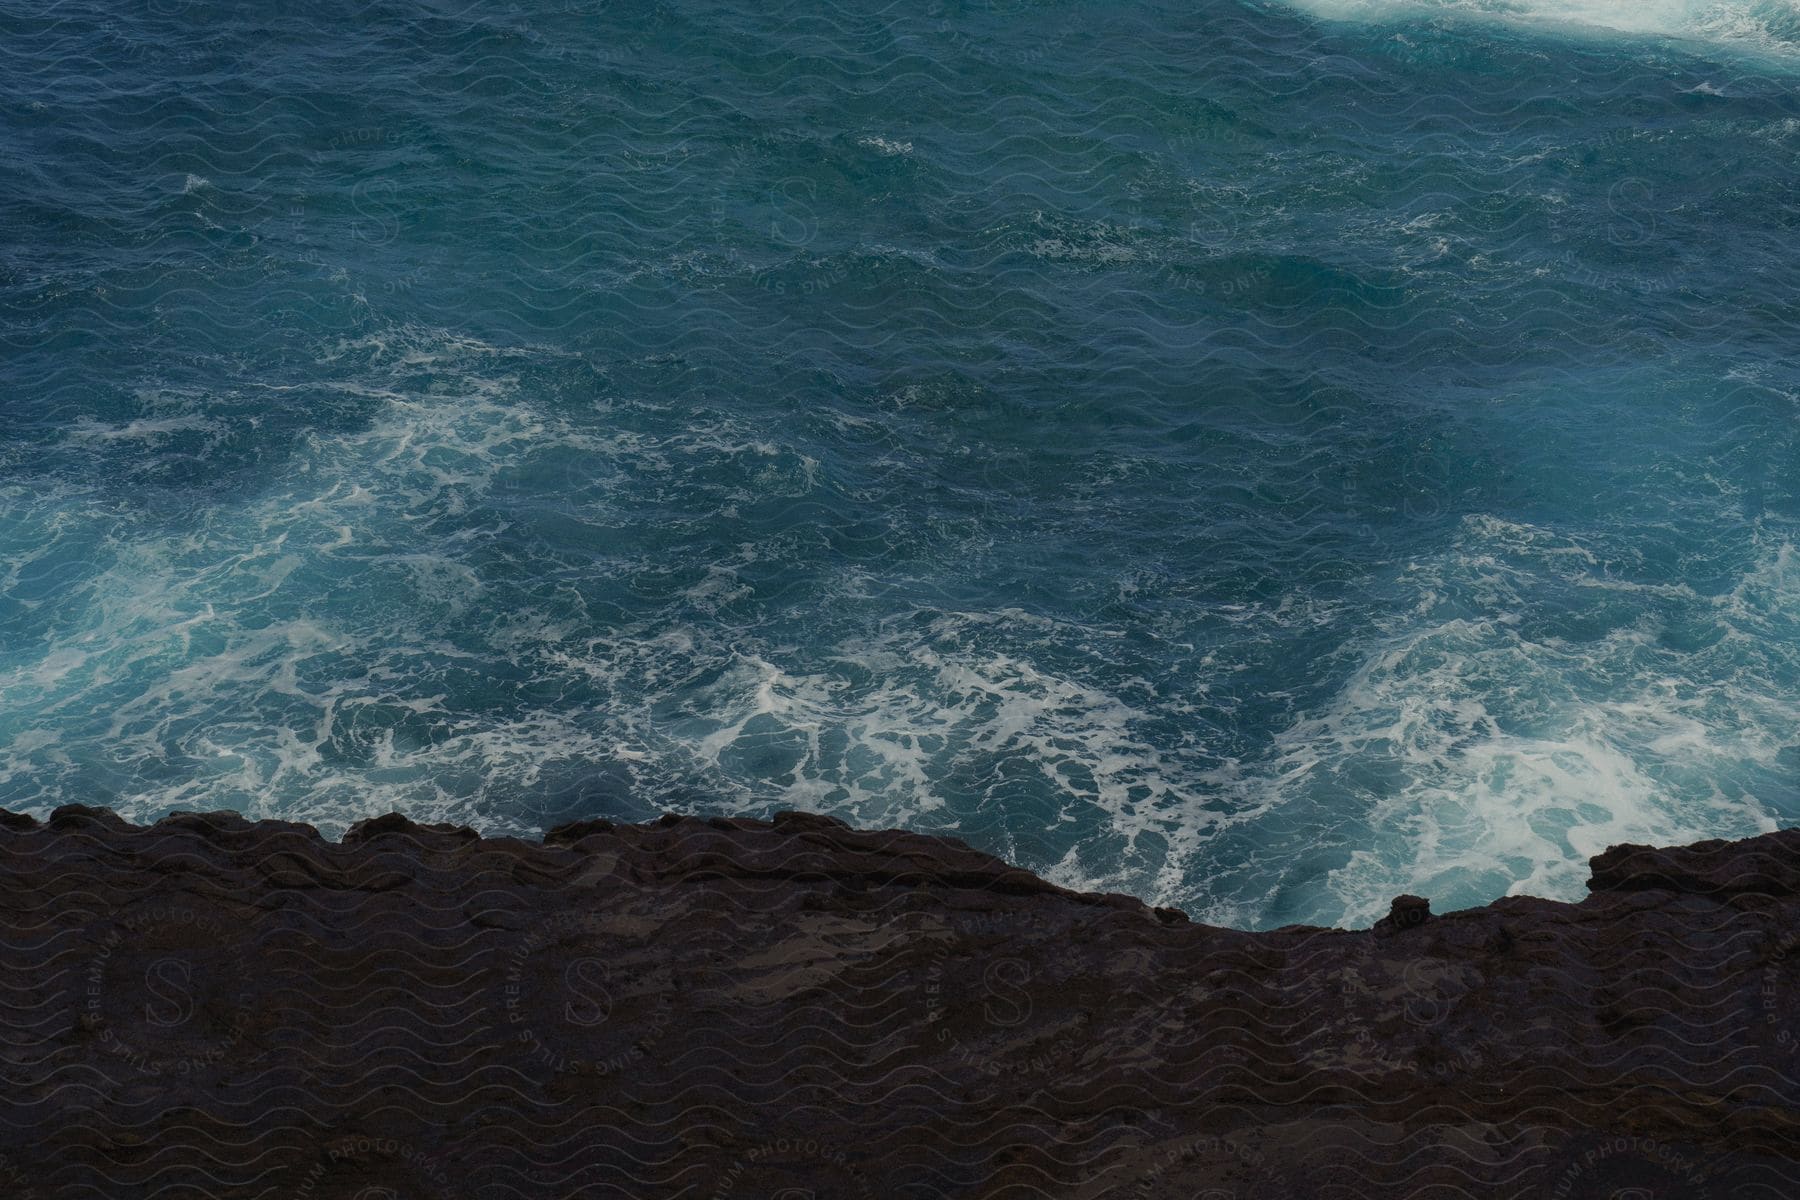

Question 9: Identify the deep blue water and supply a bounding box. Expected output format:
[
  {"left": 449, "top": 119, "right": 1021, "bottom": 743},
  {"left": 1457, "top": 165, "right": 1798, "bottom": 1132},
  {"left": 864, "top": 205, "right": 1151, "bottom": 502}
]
[{"left": 3, "top": 0, "right": 1798, "bottom": 928}]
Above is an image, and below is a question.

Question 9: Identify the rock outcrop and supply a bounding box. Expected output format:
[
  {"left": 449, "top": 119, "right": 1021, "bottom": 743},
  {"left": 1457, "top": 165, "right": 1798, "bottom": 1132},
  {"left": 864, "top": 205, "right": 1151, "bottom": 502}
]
[{"left": 1, "top": 805, "right": 1797, "bottom": 1197}]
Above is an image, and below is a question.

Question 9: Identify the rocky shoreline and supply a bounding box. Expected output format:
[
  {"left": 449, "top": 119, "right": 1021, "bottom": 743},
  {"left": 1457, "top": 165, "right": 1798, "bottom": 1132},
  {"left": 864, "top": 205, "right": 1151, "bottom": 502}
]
[{"left": 1, "top": 804, "right": 1797, "bottom": 1197}]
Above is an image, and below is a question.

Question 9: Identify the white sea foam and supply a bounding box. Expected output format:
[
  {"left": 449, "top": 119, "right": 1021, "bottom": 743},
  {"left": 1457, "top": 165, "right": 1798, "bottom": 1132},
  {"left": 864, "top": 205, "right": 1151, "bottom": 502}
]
[
  {"left": 857, "top": 135, "right": 913, "bottom": 155},
  {"left": 65, "top": 414, "right": 216, "bottom": 442},
  {"left": 604, "top": 616, "right": 1204, "bottom": 826},
  {"left": 6, "top": 321, "right": 1795, "bottom": 930},
  {"left": 0, "top": 323, "right": 848, "bottom": 836},
  {"left": 1248, "top": 515, "right": 1796, "bottom": 926},
  {"left": 1285, "top": 0, "right": 1800, "bottom": 56}
]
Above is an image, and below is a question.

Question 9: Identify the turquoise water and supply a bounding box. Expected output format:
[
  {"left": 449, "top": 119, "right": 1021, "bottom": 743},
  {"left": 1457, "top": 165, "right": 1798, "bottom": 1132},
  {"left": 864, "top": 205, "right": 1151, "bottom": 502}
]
[{"left": 3, "top": 0, "right": 1798, "bottom": 928}]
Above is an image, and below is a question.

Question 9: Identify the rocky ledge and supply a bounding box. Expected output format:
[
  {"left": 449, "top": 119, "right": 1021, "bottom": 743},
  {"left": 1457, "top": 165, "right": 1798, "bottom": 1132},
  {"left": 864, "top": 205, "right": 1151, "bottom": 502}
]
[{"left": 2, "top": 806, "right": 1798, "bottom": 1198}]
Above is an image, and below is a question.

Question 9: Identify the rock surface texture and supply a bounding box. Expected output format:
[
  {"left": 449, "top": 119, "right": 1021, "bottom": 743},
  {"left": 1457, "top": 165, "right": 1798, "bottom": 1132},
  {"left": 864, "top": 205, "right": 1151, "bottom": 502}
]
[{"left": 1, "top": 805, "right": 1797, "bottom": 1198}]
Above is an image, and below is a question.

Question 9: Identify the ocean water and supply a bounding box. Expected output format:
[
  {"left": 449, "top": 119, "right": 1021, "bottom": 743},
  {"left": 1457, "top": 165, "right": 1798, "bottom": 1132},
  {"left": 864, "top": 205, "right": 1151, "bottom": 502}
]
[{"left": 2, "top": 0, "right": 1797, "bottom": 929}]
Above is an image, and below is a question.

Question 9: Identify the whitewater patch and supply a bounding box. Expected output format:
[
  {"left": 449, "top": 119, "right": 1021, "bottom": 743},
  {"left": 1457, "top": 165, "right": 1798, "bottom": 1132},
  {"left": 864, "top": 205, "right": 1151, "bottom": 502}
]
[
  {"left": 529, "top": 606, "right": 1232, "bottom": 869},
  {"left": 6, "top": 317, "right": 1794, "bottom": 932},
  {"left": 1282, "top": 0, "right": 1800, "bottom": 58},
  {"left": 0, "top": 327, "right": 633, "bottom": 829},
  {"left": 1242, "top": 515, "right": 1796, "bottom": 927},
  {"left": 0, "top": 324, "right": 1044, "bottom": 843},
  {"left": 856, "top": 135, "right": 913, "bottom": 156}
]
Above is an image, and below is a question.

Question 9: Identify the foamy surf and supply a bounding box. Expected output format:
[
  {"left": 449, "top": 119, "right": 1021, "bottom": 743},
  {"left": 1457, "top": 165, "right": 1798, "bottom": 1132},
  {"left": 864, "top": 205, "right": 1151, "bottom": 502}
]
[
  {"left": 1283, "top": 0, "right": 1800, "bottom": 56},
  {"left": 7, "top": 2, "right": 1800, "bottom": 931},
  {"left": 1243, "top": 517, "right": 1796, "bottom": 927}
]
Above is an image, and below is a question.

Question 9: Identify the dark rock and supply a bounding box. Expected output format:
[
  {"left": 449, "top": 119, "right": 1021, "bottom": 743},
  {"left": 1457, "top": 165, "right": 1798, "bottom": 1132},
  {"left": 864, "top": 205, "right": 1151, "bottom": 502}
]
[
  {"left": 342, "top": 811, "right": 479, "bottom": 846},
  {"left": 153, "top": 809, "right": 255, "bottom": 840},
  {"left": 47, "top": 803, "right": 129, "bottom": 831},
  {"left": 1587, "top": 828, "right": 1800, "bottom": 898},
  {"left": 543, "top": 817, "right": 616, "bottom": 845},
  {"left": 772, "top": 808, "right": 850, "bottom": 833},
  {"left": 1373, "top": 893, "right": 1432, "bottom": 934},
  {"left": 0, "top": 811, "right": 1794, "bottom": 1197}
]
